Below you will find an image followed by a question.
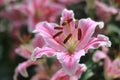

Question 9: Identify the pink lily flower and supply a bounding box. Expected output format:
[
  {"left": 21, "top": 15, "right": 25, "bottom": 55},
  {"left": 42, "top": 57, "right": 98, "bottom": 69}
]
[
  {"left": 15, "top": 34, "right": 45, "bottom": 59},
  {"left": 13, "top": 34, "right": 46, "bottom": 80},
  {"left": 93, "top": 47, "right": 120, "bottom": 80},
  {"left": 109, "top": 58, "right": 120, "bottom": 79},
  {"left": 0, "top": 3, "right": 28, "bottom": 42},
  {"left": 95, "top": 0, "right": 118, "bottom": 22},
  {"left": 32, "top": 9, "right": 111, "bottom": 76},
  {"left": 51, "top": 64, "right": 87, "bottom": 80},
  {"left": 20, "top": 0, "right": 64, "bottom": 31},
  {"left": 13, "top": 60, "right": 40, "bottom": 80},
  {"left": 15, "top": 44, "right": 33, "bottom": 59},
  {"left": 93, "top": 46, "right": 108, "bottom": 62},
  {"left": 0, "top": 3, "right": 27, "bottom": 27}
]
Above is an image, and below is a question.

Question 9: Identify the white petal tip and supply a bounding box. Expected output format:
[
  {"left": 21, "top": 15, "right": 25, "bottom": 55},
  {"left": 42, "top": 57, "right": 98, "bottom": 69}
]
[
  {"left": 32, "top": 30, "right": 38, "bottom": 33},
  {"left": 98, "top": 22, "right": 104, "bottom": 29}
]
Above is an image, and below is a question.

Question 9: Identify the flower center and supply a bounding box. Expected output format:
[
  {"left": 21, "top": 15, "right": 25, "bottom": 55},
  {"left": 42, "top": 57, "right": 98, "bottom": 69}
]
[{"left": 53, "top": 19, "right": 82, "bottom": 54}]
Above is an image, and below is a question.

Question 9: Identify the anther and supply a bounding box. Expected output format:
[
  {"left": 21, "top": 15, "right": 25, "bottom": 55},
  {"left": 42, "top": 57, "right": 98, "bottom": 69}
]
[
  {"left": 78, "top": 28, "right": 82, "bottom": 40},
  {"left": 53, "top": 31, "right": 63, "bottom": 38},
  {"left": 62, "top": 21, "right": 67, "bottom": 26},
  {"left": 54, "top": 27, "right": 63, "bottom": 30},
  {"left": 62, "top": 18, "right": 73, "bottom": 26},
  {"left": 63, "top": 33, "right": 72, "bottom": 44},
  {"left": 67, "top": 18, "right": 73, "bottom": 23}
]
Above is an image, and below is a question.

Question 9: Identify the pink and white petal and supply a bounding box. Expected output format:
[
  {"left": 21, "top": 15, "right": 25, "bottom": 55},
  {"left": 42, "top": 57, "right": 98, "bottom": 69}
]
[
  {"left": 77, "top": 18, "right": 104, "bottom": 50},
  {"left": 17, "top": 4, "right": 32, "bottom": 16},
  {"left": 57, "top": 50, "right": 85, "bottom": 76},
  {"left": 92, "top": 50, "right": 106, "bottom": 62},
  {"left": 102, "top": 46, "right": 109, "bottom": 54},
  {"left": 51, "top": 68, "right": 70, "bottom": 80},
  {"left": 45, "top": 38, "right": 66, "bottom": 51},
  {"left": 15, "top": 46, "right": 31, "bottom": 59},
  {"left": 104, "top": 57, "right": 112, "bottom": 73},
  {"left": 28, "top": 0, "right": 49, "bottom": 19},
  {"left": 60, "top": 9, "right": 75, "bottom": 24},
  {"left": 32, "top": 0, "right": 49, "bottom": 10},
  {"left": 31, "top": 47, "right": 57, "bottom": 61},
  {"left": 69, "top": 64, "right": 87, "bottom": 80},
  {"left": 75, "top": 64, "right": 87, "bottom": 79},
  {"left": 112, "top": 59, "right": 120, "bottom": 70},
  {"left": 33, "top": 21, "right": 64, "bottom": 51},
  {"left": 60, "top": 9, "right": 76, "bottom": 33},
  {"left": 51, "top": 64, "right": 87, "bottom": 80},
  {"left": 33, "top": 21, "right": 57, "bottom": 37},
  {"left": 28, "top": 16, "right": 36, "bottom": 32},
  {"left": 57, "top": 52, "right": 77, "bottom": 76},
  {"left": 46, "top": 3, "right": 64, "bottom": 22},
  {"left": 32, "top": 34, "right": 45, "bottom": 48},
  {"left": 111, "top": 59, "right": 120, "bottom": 78},
  {"left": 84, "top": 34, "right": 111, "bottom": 52},
  {"left": 13, "top": 60, "right": 38, "bottom": 80}
]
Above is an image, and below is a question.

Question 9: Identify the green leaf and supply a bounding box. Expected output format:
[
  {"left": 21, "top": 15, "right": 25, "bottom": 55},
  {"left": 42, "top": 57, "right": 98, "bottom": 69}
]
[{"left": 108, "top": 24, "right": 120, "bottom": 34}]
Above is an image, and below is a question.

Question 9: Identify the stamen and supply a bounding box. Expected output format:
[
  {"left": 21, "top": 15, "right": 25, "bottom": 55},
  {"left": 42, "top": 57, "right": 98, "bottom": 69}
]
[
  {"left": 62, "top": 21, "right": 67, "bottom": 26},
  {"left": 54, "top": 27, "right": 63, "bottom": 30},
  {"left": 53, "top": 31, "right": 63, "bottom": 38},
  {"left": 62, "top": 18, "right": 73, "bottom": 26},
  {"left": 67, "top": 18, "right": 73, "bottom": 23},
  {"left": 78, "top": 28, "right": 82, "bottom": 40},
  {"left": 24, "top": 34, "right": 32, "bottom": 43},
  {"left": 63, "top": 33, "right": 72, "bottom": 44}
]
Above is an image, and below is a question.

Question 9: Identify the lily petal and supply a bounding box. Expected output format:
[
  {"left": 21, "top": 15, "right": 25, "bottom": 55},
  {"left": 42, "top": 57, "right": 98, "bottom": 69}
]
[
  {"left": 60, "top": 9, "right": 75, "bottom": 24},
  {"left": 33, "top": 21, "right": 55, "bottom": 37},
  {"left": 93, "top": 50, "right": 106, "bottom": 62},
  {"left": 51, "top": 68, "right": 70, "bottom": 80},
  {"left": 77, "top": 18, "right": 104, "bottom": 50},
  {"left": 51, "top": 64, "right": 87, "bottom": 80},
  {"left": 13, "top": 60, "right": 38, "bottom": 80},
  {"left": 57, "top": 50, "right": 85, "bottom": 76},
  {"left": 33, "top": 21, "right": 65, "bottom": 51},
  {"left": 32, "top": 34, "right": 45, "bottom": 48},
  {"left": 75, "top": 64, "right": 87, "bottom": 79},
  {"left": 112, "top": 59, "right": 120, "bottom": 78},
  {"left": 15, "top": 45, "right": 32, "bottom": 59},
  {"left": 84, "top": 34, "right": 111, "bottom": 52},
  {"left": 60, "top": 9, "right": 75, "bottom": 34},
  {"left": 31, "top": 47, "right": 56, "bottom": 61}
]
